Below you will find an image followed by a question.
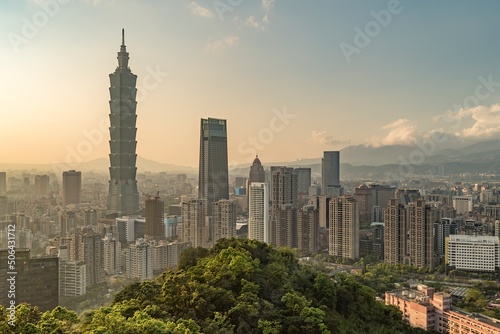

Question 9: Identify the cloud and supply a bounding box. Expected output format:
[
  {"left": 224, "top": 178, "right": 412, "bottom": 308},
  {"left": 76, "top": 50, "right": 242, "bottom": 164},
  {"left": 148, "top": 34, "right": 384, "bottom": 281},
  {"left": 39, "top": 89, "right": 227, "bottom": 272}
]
[
  {"left": 205, "top": 36, "right": 239, "bottom": 52},
  {"left": 188, "top": 1, "right": 214, "bottom": 18},
  {"left": 457, "top": 104, "right": 500, "bottom": 138},
  {"left": 306, "top": 130, "right": 351, "bottom": 146},
  {"left": 245, "top": 15, "right": 266, "bottom": 31},
  {"left": 262, "top": 0, "right": 275, "bottom": 12},
  {"left": 368, "top": 118, "right": 418, "bottom": 147}
]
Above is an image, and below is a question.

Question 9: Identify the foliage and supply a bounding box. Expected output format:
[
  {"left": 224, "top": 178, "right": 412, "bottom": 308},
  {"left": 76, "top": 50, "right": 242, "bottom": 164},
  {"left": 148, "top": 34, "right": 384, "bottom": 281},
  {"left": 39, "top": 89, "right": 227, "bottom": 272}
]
[{"left": 0, "top": 238, "right": 433, "bottom": 333}]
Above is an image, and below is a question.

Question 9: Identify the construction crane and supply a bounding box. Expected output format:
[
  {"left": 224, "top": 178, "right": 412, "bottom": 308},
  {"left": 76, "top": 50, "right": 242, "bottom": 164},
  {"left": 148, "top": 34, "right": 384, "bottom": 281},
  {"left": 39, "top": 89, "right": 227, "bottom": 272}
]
[{"left": 140, "top": 190, "right": 160, "bottom": 200}]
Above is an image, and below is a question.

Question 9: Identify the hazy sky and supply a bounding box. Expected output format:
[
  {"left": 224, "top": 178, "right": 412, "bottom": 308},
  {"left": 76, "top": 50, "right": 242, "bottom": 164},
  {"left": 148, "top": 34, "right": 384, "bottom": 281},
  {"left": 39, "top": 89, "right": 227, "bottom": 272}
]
[{"left": 2, "top": 0, "right": 500, "bottom": 168}]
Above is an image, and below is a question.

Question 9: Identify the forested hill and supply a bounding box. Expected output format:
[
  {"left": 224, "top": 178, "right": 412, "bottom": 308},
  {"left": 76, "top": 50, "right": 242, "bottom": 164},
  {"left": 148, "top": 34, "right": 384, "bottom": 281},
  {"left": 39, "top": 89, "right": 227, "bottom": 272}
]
[{"left": 0, "top": 238, "right": 432, "bottom": 333}]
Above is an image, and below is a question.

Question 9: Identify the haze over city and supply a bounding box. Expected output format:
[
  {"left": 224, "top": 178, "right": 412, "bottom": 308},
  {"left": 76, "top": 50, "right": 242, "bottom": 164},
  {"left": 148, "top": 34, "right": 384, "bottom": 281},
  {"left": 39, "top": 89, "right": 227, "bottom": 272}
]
[{"left": 2, "top": 0, "right": 500, "bottom": 167}]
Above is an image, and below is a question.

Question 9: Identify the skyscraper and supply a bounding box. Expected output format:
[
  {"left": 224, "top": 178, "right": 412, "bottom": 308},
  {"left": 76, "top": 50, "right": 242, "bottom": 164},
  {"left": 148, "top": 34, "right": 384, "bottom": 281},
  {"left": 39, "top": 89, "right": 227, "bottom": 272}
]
[
  {"left": 107, "top": 29, "right": 139, "bottom": 217},
  {"left": 35, "top": 174, "right": 50, "bottom": 196},
  {"left": 248, "top": 182, "right": 269, "bottom": 243},
  {"left": 248, "top": 155, "right": 265, "bottom": 185},
  {"left": 145, "top": 193, "right": 165, "bottom": 240},
  {"left": 384, "top": 198, "right": 408, "bottom": 265},
  {"left": 321, "top": 151, "right": 340, "bottom": 196},
  {"left": 329, "top": 195, "right": 359, "bottom": 259},
  {"left": 408, "top": 199, "right": 434, "bottom": 269},
  {"left": 270, "top": 166, "right": 298, "bottom": 247},
  {"left": 198, "top": 118, "right": 229, "bottom": 216},
  {"left": 297, "top": 205, "right": 319, "bottom": 255},
  {"left": 63, "top": 170, "right": 81, "bottom": 206},
  {"left": 0, "top": 172, "right": 6, "bottom": 195}
]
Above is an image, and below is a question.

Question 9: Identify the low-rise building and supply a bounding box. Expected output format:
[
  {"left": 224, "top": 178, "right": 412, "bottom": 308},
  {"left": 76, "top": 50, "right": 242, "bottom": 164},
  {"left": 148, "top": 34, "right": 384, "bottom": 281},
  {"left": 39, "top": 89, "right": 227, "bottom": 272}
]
[{"left": 386, "top": 285, "right": 500, "bottom": 333}]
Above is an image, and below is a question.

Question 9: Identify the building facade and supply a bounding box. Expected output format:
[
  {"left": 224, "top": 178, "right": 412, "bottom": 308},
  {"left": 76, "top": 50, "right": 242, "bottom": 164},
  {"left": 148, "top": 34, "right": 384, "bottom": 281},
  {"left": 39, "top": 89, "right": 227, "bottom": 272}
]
[
  {"left": 198, "top": 118, "right": 229, "bottom": 216},
  {"left": 446, "top": 235, "right": 500, "bottom": 273},
  {"left": 107, "top": 29, "right": 140, "bottom": 217},
  {"left": 63, "top": 170, "right": 81, "bottom": 206},
  {"left": 248, "top": 182, "right": 269, "bottom": 243},
  {"left": 329, "top": 195, "right": 359, "bottom": 259}
]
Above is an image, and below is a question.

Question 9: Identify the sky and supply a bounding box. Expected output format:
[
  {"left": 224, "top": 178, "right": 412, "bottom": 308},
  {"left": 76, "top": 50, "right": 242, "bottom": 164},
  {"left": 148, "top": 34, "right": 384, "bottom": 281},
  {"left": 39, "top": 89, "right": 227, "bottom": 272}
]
[{"left": 2, "top": 0, "right": 500, "bottom": 168}]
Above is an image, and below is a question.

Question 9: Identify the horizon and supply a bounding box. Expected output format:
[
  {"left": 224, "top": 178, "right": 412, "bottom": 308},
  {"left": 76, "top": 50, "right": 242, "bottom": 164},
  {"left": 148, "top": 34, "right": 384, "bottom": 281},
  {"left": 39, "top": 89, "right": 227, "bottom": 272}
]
[{"left": 2, "top": 1, "right": 500, "bottom": 167}]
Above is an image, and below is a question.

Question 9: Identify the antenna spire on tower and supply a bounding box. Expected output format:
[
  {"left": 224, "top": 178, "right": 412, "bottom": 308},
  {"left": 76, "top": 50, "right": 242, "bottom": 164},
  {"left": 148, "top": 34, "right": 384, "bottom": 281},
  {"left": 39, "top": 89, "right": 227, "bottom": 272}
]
[{"left": 122, "top": 28, "right": 125, "bottom": 46}]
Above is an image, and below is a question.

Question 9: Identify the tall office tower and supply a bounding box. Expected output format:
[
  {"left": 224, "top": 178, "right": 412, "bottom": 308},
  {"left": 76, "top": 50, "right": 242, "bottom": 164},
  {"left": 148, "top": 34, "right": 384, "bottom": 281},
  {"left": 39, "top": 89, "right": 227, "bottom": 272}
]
[
  {"left": 248, "top": 155, "right": 266, "bottom": 185},
  {"left": 34, "top": 174, "right": 50, "bottom": 196},
  {"left": 212, "top": 199, "right": 236, "bottom": 244},
  {"left": 434, "top": 218, "right": 456, "bottom": 264},
  {"left": 0, "top": 172, "right": 6, "bottom": 195},
  {"left": 297, "top": 205, "right": 319, "bottom": 255},
  {"left": 321, "top": 151, "right": 340, "bottom": 196},
  {"left": 63, "top": 170, "right": 81, "bottom": 206},
  {"left": 294, "top": 168, "right": 311, "bottom": 195},
  {"left": 329, "top": 195, "right": 359, "bottom": 260},
  {"left": 125, "top": 239, "right": 153, "bottom": 280},
  {"left": 408, "top": 199, "right": 435, "bottom": 269},
  {"left": 198, "top": 118, "right": 229, "bottom": 216},
  {"left": 270, "top": 167, "right": 298, "bottom": 247},
  {"left": 248, "top": 182, "right": 269, "bottom": 243},
  {"left": 0, "top": 250, "right": 59, "bottom": 312},
  {"left": 107, "top": 29, "right": 140, "bottom": 217},
  {"left": 384, "top": 198, "right": 408, "bottom": 265},
  {"left": 144, "top": 193, "right": 165, "bottom": 240},
  {"left": 180, "top": 199, "right": 207, "bottom": 248},
  {"left": 103, "top": 233, "right": 121, "bottom": 275},
  {"left": 79, "top": 227, "right": 105, "bottom": 286}
]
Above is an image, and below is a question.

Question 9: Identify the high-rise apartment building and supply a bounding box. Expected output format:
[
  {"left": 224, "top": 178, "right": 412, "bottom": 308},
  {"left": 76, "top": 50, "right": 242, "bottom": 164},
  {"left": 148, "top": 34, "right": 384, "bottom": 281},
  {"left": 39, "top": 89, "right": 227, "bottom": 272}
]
[
  {"left": 248, "top": 182, "right": 269, "bottom": 243},
  {"left": 270, "top": 166, "right": 298, "bottom": 247},
  {"left": 329, "top": 195, "right": 359, "bottom": 259},
  {"left": 408, "top": 200, "right": 435, "bottom": 269},
  {"left": 211, "top": 199, "right": 236, "bottom": 244},
  {"left": 198, "top": 118, "right": 229, "bottom": 216},
  {"left": 59, "top": 260, "right": 86, "bottom": 297},
  {"left": 63, "top": 170, "right": 81, "bottom": 206},
  {"left": 297, "top": 205, "right": 319, "bottom": 255},
  {"left": 145, "top": 194, "right": 165, "bottom": 240},
  {"left": 79, "top": 227, "right": 105, "bottom": 286},
  {"left": 180, "top": 199, "right": 207, "bottom": 248},
  {"left": 321, "top": 151, "right": 340, "bottom": 196},
  {"left": 384, "top": 198, "right": 408, "bottom": 265},
  {"left": 125, "top": 238, "right": 153, "bottom": 280},
  {"left": 103, "top": 233, "right": 121, "bottom": 275},
  {"left": 107, "top": 30, "right": 140, "bottom": 217}
]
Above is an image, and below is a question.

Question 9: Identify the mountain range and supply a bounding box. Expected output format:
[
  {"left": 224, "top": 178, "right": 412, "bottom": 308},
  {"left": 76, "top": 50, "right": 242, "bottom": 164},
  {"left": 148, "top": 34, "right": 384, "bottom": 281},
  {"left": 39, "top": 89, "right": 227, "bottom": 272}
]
[{"left": 2, "top": 139, "right": 500, "bottom": 177}]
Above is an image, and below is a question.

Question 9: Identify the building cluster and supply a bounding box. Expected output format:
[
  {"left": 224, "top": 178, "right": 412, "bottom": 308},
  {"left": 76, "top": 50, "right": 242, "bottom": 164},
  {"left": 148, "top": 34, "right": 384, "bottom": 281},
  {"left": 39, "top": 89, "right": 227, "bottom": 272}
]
[
  {"left": 4, "top": 30, "right": 500, "bottom": 325},
  {"left": 386, "top": 284, "right": 500, "bottom": 333}
]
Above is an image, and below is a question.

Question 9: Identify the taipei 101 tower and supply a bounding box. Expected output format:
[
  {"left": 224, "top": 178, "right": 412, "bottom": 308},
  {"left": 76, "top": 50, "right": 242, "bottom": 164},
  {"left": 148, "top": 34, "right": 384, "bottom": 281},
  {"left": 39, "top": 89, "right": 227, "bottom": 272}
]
[{"left": 107, "top": 29, "right": 139, "bottom": 217}]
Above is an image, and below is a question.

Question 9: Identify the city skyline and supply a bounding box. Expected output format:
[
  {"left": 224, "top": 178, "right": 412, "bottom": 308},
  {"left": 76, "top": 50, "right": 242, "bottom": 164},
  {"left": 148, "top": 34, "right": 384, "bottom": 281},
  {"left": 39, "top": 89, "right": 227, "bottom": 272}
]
[{"left": 3, "top": 1, "right": 500, "bottom": 167}]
